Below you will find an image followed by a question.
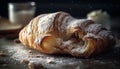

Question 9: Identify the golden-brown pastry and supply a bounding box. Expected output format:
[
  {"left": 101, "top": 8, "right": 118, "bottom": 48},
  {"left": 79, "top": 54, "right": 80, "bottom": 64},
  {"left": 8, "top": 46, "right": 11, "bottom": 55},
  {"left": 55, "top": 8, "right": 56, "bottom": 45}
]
[{"left": 19, "top": 11, "right": 116, "bottom": 58}]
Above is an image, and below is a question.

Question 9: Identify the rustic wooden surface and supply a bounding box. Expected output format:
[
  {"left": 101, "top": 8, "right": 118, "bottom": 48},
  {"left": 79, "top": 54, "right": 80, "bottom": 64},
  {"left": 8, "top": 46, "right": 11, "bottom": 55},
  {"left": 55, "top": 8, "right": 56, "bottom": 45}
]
[{"left": 0, "top": 38, "right": 120, "bottom": 69}]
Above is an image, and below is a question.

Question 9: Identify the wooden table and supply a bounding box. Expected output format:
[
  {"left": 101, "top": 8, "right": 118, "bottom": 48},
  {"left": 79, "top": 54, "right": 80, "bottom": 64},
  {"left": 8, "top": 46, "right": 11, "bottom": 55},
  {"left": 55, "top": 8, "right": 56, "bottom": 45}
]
[{"left": 0, "top": 38, "right": 120, "bottom": 69}]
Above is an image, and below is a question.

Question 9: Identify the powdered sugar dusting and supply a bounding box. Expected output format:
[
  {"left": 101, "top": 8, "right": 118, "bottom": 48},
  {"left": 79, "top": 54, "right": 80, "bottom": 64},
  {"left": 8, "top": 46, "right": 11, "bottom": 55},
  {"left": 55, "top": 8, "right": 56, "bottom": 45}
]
[
  {"left": 71, "top": 46, "right": 86, "bottom": 54},
  {"left": 67, "top": 19, "right": 79, "bottom": 28},
  {"left": 62, "top": 40, "right": 73, "bottom": 47},
  {"left": 84, "top": 33, "right": 100, "bottom": 39},
  {"left": 61, "top": 16, "right": 74, "bottom": 33},
  {"left": 37, "top": 13, "right": 58, "bottom": 33},
  {"left": 34, "top": 37, "right": 43, "bottom": 45},
  {"left": 67, "top": 19, "right": 93, "bottom": 31},
  {"left": 98, "top": 30, "right": 114, "bottom": 39},
  {"left": 77, "top": 19, "right": 92, "bottom": 30},
  {"left": 34, "top": 34, "right": 52, "bottom": 45},
  {"left": 86, "top": 24, "right": 103, "bottom": 34},
  {"left": 27, "top": 23, "right": 32, "bottom": 34}
]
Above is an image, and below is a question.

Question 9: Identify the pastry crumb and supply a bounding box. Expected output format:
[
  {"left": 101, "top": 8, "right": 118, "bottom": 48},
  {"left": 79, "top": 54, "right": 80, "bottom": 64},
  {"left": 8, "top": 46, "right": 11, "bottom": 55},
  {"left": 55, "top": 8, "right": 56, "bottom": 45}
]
[
  {"left": 28, "top": 50, "right": 33, "bottom": 53},
  {"left": 20, "top": 59, "right": 29, "bottom": 64},
  {"left": 0, "top": 52, "right": 6, "bottom": 57},
  {"left": 46, "top": 59, "right": 56, "bottom": 64},
  {"left": 28, "top": 62, "right": 44, "bottom": 69},
  {"left": 14, "top": 38, "right": 21, "bottom": 43}
]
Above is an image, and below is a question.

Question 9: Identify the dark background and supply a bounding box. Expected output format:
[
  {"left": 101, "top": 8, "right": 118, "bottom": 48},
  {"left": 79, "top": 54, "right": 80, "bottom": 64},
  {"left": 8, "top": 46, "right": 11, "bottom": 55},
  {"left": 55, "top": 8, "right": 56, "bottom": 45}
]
[{"left": 0, "top": 0, "right": 120, "bottom": 18}]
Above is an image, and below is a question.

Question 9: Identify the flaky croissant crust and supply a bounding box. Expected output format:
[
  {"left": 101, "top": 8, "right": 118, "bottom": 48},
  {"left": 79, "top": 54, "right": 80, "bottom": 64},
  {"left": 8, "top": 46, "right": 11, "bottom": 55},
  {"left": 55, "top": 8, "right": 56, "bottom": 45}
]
[{"left": 19, "top": 11, "right": 116, "bottom": 58}]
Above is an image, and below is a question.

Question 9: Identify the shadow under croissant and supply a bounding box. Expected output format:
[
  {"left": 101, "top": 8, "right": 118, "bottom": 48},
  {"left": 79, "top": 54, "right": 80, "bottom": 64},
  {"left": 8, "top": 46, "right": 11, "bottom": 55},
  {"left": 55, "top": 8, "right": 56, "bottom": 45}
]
[{"left": 90, "top": 47, "right": 120, "bottom": 60}]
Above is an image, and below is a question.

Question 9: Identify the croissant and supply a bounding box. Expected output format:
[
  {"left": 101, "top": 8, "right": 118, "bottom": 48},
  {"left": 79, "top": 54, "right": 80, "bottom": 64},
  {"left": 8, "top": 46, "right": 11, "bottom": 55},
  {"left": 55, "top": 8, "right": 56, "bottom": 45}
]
[{"left": 19, "top": 11, "right": 116, "bottom": 58}]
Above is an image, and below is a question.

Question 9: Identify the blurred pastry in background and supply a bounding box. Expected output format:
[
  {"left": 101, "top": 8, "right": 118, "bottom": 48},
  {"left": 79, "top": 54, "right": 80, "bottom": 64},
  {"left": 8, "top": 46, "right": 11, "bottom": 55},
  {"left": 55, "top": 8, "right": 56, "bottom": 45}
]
[{"left": 87, "top": 10, "right": 111, "bottom": 30}]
